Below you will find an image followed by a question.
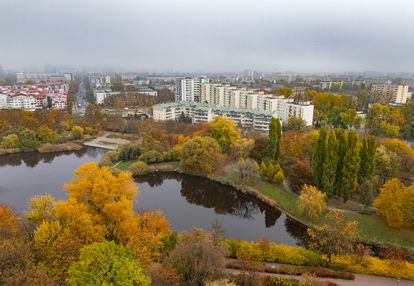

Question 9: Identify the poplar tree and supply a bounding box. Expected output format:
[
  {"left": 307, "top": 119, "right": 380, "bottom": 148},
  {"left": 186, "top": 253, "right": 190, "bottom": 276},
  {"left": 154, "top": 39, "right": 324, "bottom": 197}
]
[
  {"left": 339, "top": 132, "right": 360, "bottom": 202},
  {"left": 358, "top": 135, "right": 377, "bottom": 184},
  {"left": 334, "top": 129, "right": 346, "bottom": 197},
  {"left": 312, "top": 128, "right": 327, "bottom": 188},
  {"left": 268, "top": 117, "right": 282, "bottom": 161},
  {"left": 322, "top": 131, "right": 339, "bottom": 198}
]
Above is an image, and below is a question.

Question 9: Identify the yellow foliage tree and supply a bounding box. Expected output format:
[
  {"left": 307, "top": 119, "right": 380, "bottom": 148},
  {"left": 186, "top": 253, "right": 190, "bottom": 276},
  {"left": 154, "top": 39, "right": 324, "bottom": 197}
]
[
  {"left": 373, "top": 178, "right": 414, "bottom": 228},
  {"left": 298, "top": 185, "right": 326, "bottom": 218},
  {"left": 209, "top": 117, "right": 241, "bottom": 152}
]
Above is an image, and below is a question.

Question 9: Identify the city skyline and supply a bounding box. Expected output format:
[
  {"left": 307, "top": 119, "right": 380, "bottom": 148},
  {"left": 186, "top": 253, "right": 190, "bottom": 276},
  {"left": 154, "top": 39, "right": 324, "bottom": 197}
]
[{"left": 1, "top": 0, "right": 414, "bottom": 73}]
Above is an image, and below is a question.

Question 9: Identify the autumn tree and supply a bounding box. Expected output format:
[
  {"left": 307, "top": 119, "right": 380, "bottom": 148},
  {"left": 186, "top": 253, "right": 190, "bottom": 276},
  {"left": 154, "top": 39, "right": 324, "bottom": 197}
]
[
  {"left": 29, "top": 163, "right": 171, "bottom": 279},
  {"left": 180, "top": 136, "right": 221, "bottom": 173},
  {"left": 67, "top": 240, "right": 150, "bottom": 286},
  {"left": 287, "top": 161, "right": 314, "bottom": 193},
  {"left": 298, "top": 185, "right": 326, "bottom": 218},
  {"left": 268, "top": 117, "right": 282, "bottom": 161},
  {"left": 129, "top": 161, "right": 149, "bottom": 175},
  {"left": 373, "top": 179, "right": 414, "bottom": 228},
  {"left": 37, "top": 125, "right": 57, "bottom": 143},
  {"left": 169, "top": 228, "right": 228, "bottom": 286},
  {"left": 71, "top": 126, "right": 84, "bottom": 140},
  {"left": 209, "top": 117, "right": 241, "bottom": 152},
  {"left": 308, "top": 210, "right": 358, "bottom": 260},
  {"left": 231, "top": 138, "right": 254, "bottom": 160},
  {"left": 358, "top": 136, "right": 377, "bottom": 184},
  {"left": 0, "top": 134, "right": 19, "bottom": 149},
  {"left": 235, "top": 159, "right": 259, "bottom": 182},
  {"left": 19, "top": 129, "right": 39, "bottom": 150}
]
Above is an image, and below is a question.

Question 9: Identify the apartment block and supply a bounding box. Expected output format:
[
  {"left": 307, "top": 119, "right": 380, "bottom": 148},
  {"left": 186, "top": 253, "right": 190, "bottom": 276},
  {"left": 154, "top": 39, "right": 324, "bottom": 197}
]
[
  {"left": 153, "top": 102, "right": 277, "bottom": 132},
  {"left": 175, "top": 77, "right": 206, "bottom": 102},
  {"left": 370, "top": 84, "right": 412, "bottom": 104}
]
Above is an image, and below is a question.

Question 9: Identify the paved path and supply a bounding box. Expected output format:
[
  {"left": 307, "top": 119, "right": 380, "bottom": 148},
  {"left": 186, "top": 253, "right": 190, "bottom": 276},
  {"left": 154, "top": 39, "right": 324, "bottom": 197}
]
[
  {"left": 83, "top": 132, "right": 130, "bottom": 150},
  {"left": 226, "top": 259, "right": 414, "bottom": 286}
]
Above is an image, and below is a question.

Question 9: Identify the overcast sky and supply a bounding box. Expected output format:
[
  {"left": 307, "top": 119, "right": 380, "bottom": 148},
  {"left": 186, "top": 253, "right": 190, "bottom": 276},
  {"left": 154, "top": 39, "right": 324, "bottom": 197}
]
[{"left": 0, "top": 0, "right": 413, "bottom": 72}]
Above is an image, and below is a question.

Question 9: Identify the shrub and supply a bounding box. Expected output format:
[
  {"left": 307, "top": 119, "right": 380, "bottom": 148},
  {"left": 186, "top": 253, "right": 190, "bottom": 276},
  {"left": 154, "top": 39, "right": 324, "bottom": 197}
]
[
  {"left": 37, "top": 125, "right": 57, "bottom": 143},
  {"left": 274, "top": 171, "right": 284, "bottom": 184},
  {"left": 0, "top": 134, "right": 20, "bottom": 149},
  {"left": 298, "top": 185, "right": 326, "bottom": 218},
  {"left": 71, "top": 126, "right": 84, "bottom": 140},
  {"left": 84, "top": 127, "right": 95, "bottom": 136},
  {"left": 98, "top": 150, "right": 119, "bottom": 166},
  {"left": 169, "top": 228, "right": 228, "bottom": 285},
  {"left": 139, "top": 150, "right": 163, "bottom": 164},
  {"left": 129, "top": 161, "right": 149, "bottom": 175},
  {"left": 18, "top": 129, "right": 39, "bottom": 150},
  {"left": 118, "top": 144, "right": 141, "bottom": 161},
  {"left": 225, "top": 239, "right": 414, "bottom": 281}
]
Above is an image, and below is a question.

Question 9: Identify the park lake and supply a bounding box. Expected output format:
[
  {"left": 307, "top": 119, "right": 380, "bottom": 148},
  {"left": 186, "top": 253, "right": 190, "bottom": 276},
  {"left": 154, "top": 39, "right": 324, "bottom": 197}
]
[{"left": 0, "top": 147, "right": 307, "bottom": 245}]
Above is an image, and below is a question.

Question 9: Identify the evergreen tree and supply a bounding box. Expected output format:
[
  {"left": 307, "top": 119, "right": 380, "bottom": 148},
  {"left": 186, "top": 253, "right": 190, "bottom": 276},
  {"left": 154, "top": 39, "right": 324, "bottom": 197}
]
[
  {"left": 358, "top": 136, "right": 376, "bottom": 184},
  {"left": 268, "top": 117, "right": 282, "bottom": 161},
  {"left": 259, "top": 161, "right": 267, "bottom": 176},
  {"left": 312, "top": 128, "right": 327, "bottom": 188},
  {"left": 322, "top": 131, "right": 339, "bottom": 198},
  {"left": 334, "top": 129, "right": 346, "bottom": 196},
  {"left": 267, "top": 162, "right": 275, "bottom": 180},
  {"left": 339, "top": 132, "right": 360, "bottom": 202}
]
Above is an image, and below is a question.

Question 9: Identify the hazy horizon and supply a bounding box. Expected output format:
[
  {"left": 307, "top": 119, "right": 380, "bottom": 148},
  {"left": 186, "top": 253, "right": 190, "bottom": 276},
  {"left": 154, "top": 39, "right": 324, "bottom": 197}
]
[{"left": 1, "top": 0, "right": 414, "bottom": 73}]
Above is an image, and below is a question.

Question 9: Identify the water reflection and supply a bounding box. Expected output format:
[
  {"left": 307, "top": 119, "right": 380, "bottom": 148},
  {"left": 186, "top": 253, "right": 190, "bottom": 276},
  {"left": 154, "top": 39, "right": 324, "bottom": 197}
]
[
  {"left": 0, "top": 147, "right": 101, "bottom": 168},
  {"left": 0, "top": 147, "right": 106, "bottom": 212},
  {"left": 136, "top": 173, "right": 308, "bottom": 245}
]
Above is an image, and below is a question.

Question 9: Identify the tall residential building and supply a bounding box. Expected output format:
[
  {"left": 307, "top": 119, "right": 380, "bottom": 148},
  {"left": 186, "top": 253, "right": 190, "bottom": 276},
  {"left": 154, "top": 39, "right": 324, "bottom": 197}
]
[
  {"left": 371, "top": 84, "right": 412, "bottom": 104},
  {"left": 175, "top": 77, "right": 206, "bottom": 102}
]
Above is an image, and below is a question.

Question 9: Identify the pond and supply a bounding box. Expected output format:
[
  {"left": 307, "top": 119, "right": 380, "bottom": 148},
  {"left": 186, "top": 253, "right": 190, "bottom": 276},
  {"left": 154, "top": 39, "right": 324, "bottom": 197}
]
[{"left": 0, "top": 148, "right": 308, "bottom": 246}]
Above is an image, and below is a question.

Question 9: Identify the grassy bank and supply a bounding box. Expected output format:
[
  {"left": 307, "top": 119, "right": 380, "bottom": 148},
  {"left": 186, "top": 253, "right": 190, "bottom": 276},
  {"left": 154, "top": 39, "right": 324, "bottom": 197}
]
[{"left": 115, "top": 159, "right": 414, "bottom": 254}]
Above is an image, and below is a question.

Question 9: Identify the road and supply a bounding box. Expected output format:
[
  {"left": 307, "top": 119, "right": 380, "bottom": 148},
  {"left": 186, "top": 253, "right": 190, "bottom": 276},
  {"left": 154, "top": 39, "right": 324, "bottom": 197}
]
[{"left": 73, "top": 77, "right": 88, "bottom": 114}]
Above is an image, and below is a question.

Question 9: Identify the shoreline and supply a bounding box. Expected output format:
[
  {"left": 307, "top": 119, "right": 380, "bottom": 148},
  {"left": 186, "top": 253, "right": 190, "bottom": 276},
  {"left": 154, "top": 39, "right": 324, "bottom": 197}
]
[{"left": 119, "top": 162, "right": 413, "bottom": 258}]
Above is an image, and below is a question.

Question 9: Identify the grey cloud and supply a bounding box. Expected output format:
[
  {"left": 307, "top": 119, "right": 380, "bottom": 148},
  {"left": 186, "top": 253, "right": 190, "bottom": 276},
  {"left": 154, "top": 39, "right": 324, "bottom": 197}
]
[{"left": 0, "top": 0, "right": 413, "bottom": 72}]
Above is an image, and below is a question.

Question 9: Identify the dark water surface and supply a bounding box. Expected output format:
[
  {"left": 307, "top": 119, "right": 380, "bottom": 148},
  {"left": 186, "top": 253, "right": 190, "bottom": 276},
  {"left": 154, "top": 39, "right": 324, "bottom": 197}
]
[{"left": 0, "top": 149, "right": 307, "bottom": 245}]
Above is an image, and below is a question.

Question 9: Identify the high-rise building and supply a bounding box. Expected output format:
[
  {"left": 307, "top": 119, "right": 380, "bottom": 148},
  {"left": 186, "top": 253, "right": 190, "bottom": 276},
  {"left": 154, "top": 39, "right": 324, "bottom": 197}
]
[
  {"left": 175, "top": 77, "right": 206, "bottom": 102},
  {"left": 371, "top": 84, "right": 412, "bottom": 104}
]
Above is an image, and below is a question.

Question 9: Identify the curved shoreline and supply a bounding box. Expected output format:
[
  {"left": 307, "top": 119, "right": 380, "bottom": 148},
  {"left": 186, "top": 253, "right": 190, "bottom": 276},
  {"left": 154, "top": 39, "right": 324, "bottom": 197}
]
[
  {"left": 129, "top": 163, "right": 312, "bottom": 232},
  {"left": 125, "top": 162, "right": 413, "bottom": 258}
]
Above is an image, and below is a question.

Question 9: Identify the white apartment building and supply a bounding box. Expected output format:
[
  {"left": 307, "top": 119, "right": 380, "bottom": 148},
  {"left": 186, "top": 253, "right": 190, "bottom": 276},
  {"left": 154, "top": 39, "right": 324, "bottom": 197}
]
[
  {"left": 371, "top": 84, "right": 412, "bottom": 104},
  {"left": 7, "top": 94, "right": 39, "bottom": 110},
  {"left": 276, "top": 100, "right": 314, "bottom": 126},
  {"left": 177, "top": 82, "right": 314, "bottom": 126},
  {"left": 0, "top": 94, "right": 8, "bottom": 109},
  {"left": 175, "top": 77, "right": 206, "bottom": 102},
  {"left": 153, "top": 102, "right": 277, "bottom": 132},
  {"left": 93, "top": 89, "right": 121, "bottom": 105}
]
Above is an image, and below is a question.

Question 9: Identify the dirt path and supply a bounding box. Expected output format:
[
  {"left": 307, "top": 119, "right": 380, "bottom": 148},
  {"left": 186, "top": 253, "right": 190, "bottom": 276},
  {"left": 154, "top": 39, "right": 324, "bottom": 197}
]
[{"left": 83, "top": 132, "right": 130, "bottom": 150}]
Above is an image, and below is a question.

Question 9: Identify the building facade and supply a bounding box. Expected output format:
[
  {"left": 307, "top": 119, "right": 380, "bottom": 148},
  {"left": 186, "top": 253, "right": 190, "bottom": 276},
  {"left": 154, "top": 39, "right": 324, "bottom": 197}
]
[
  {"left": 153, "top": 102, "right": 278, "bottom": 132},
  {"left": 175, "top": 77, "right": 206, "bottom": 102},
  {"left": 371, "top": 84, "right": 412, "bottom": 104}
]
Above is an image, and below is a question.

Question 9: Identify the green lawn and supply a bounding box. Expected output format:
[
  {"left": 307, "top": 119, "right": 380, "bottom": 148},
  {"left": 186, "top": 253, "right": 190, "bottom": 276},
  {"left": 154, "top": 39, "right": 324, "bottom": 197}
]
[
  {"left": 222, "top": 170, "right": 414, "bottom": 254},
  {"left": 115, "top": 160, "right": 180, "bottom": 172}
]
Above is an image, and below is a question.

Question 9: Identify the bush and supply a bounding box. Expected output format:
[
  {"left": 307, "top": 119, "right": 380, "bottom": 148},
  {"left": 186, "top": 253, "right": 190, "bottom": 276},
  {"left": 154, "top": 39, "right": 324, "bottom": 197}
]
[
  {"left": 1, "top": 134, "right": 20, "bottom": 149},
  {"left": 169, "top": 228, "right": 228, "bottom": 285},
  {"left": 84, "top": 127, "right": 96, "bottom": 136},
  {"left": 139, "top": 150, "right": 163, "bottom": 164},
  {"left": 225, "top": 239, "right": 414, "bottom": 281},
  {"left": 98, "top": 150, "right": 119, "bottom": 166},
  {"left": 129, "top": 161, "right": 149, "bottom": 175},
  {"left": 274, "top": 171, "right": 284, "bottom": 184},
  {"left": 298, "top": 185, "right": 326, "bottom": 218},
  {"left": 71, "top": 125, "right": 84, "bottom": 140},
  {"left": 225, "top": 240, "right": 325, "bottom": 267},
  {"left": 18, "top": 129, "right": 39, "bottom": 150},
  {"left": 118, "top": 144, "right": 141, "bottom": 161}
]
